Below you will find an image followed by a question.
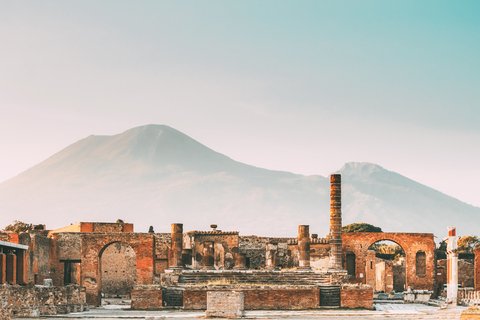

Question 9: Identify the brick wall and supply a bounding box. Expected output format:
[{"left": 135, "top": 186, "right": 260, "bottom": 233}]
[
  {"left": 342, "top": 233, "right": 435, "bottom": 290},
  {"left": 340, "top": 285, "right": 373, "bottom": 309},
  {"left": 183, "top": 289, "right": 207, "bottom": 310},
  {"left": 182, "top": 286, "right": 320, "bottom": 310},
  {"left": 131, "top": 286, "right": 162, "bottom": 310}
]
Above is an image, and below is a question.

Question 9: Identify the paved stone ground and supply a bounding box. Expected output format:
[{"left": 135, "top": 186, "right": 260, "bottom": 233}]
[{"left": 17, "top": 304, "right": 467, "bottom": 320}]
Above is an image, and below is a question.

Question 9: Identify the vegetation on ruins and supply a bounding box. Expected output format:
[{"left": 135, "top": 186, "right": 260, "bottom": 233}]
[
  {"left": 458, "top": 235, "right": 480, "bottom": 253},
  {"left": 148, "top": 226, "right": 154, "bottom": 233},
  {"left": 116, "top": 219, "right": 124, "bottom": 223},
  {"left": 342, "top": 223, "right": 382, "bottom": 233},
  {"left": 369, "top": 240, "right": 405, "bottom": 261},
  {"left": 2, "top": 220, "right": 33, "bottom": 233}
]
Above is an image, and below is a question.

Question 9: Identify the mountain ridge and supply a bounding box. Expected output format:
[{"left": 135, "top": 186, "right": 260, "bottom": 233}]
[{"left": 1, "top": 124, "right": 478, "bottom": 238}]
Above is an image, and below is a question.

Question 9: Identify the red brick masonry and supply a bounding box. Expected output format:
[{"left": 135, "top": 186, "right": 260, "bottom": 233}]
[{"left": 340, "top": 286, "right": 373, "bottom": 309}]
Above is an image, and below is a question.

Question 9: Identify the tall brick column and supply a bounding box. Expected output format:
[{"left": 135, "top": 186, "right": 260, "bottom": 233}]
[
  {"left": 0, "top": 253, "right": 5, "bottom": 284},
  {"left": 203, "top": 241, "right": 215, "bottom": 270},
  {"left": 475, "top": 244, "right": 480, "bottom": 291},
  {"left": 365, "top": 250, "right": 376, "bottom": 289},
  {"left": 329, "top": 174, "right": 343, "bottom": 270},
  {"left": 297, "top": 225, "right": 311, "bottom": 270},
  {"left": 444, "top": 226, "right": 459, "bottom": 305},
  {"left": 170, "top": 223, "right": 183, "bottom": 269},
  {"left": 6, "top": 253, "right": 16, "bottom": 284}
]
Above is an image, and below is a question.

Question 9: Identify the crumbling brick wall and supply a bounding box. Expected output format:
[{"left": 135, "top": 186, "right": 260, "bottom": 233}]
[
  {"left": 459, "top": 259, "right": 474, "bottom": 288},
  {"left": 239, "top": 236, "right": 292, "bottom": 269},
  {"left": 0, "top": 285, "right": 87, "bottom": 318},
  {"left": 154, "top": 233, "right": 170, "bottom": 274},
  {"left": 340, "top": 285, "right": 373, "bottom": 309}
]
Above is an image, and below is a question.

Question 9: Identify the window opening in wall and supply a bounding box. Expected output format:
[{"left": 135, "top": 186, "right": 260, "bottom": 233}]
[{"left": 416, "top": 251, "right": 426, "bottom": 276}]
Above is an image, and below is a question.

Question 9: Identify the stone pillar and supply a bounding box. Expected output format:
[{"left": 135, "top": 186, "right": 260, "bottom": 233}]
[
  {"left": 475, "top": 244, "right": 480, "bottom": 291},
  {"left": 170, "top": 223, "right": 183, "bottom": 269},
  {"left": 265, "top": 242, "right": 278, "bottom": 271},
  {"left": 365, "top": 250, "right": 376, "bottom": 288},
  {"left": 297, "top": 225, "right": 311, "bottom": 270},
  {"left": 6, "top": 253, "right": 17, "bottom": 284},
  {"left": 0, "top": 253, "right": 5, "bottom": 284},
  {"left": 444, "top": 226, "right": 459, "bottom": 305},
  {"left": 203, "top": 241, "right": 215, "bottom": 270},
  {"left": 234, "top": 253, "right": 246, "bottom": 270},
  {"left": 329, "top": 174, "right": 343, "bottom": 270},
  {"left": 16, "top": 250, "right": 27, "bottom": 285}
]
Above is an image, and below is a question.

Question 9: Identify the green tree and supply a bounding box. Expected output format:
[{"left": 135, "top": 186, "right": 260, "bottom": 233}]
[
  {"left": 3, "top": 220, "right": 33, "bottom": 233},
  {"left": 342, "top": 223, "right": 382, "bottom": 233},
  {"left": 148, "top": 226, "right": 155, "bottom": 233},
  {"left": 116, "top": 219, "right": 124, "bottom": 224},
  {"left": 458, "top": 235, "right": 480, "bottom": 253}
]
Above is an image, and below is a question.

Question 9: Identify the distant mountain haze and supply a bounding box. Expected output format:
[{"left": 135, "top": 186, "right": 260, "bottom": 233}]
[{"left": 1, "top": 124, "right": 478, "bottom": 239}]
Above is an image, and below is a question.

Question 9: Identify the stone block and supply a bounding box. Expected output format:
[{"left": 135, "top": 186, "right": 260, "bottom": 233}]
[{"left": 206, "top": 291, "right": 244, "bottom": 318}]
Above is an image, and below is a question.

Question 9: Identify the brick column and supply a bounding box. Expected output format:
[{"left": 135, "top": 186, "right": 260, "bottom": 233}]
[
  {"left": 329, "top": 174, "right": 343, "bottom": 270},
  {"left": 0, "top": 253, "right": 5, "bottom": 284},
  {"left": 475, "top": 244, "right": 480, "bottom": 291},
  {"left": 6, "top": 253, "right": 17, "bottom": 284},
  {"left": 203, "top": 241, "right": 215, "bottom": 270},
  {"left": 365, "top": 250, "right": 376, "bottom": 288},
  {"left": 170, "top": 223, "right": 183, "bottom": 269},
  {"left": 444, "top": 226, "right": 459, "bottom": 305},
  {"left": 16, "top": 250, "right": 27, "bottom": 285},
  {"left": 297, "top": 225, "right": 311, "bottom": 270},
  {"left": 265, "top": 242, "right": 278, "bottom": 271},
  {"left": 234, "top": 253, "right": 246, "bottom": 270}
]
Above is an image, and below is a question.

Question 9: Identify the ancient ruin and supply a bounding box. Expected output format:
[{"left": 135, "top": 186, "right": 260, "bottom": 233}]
[{"left": 1, "top": 174, "right": 479, "bottom": 318}]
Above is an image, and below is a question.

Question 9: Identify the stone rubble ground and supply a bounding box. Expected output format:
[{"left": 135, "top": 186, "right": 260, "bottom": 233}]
[{"left": 13, "top": 304, "right": 467, "bottom": 320}]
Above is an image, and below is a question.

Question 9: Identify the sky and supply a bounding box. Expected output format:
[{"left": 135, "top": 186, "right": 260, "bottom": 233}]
[{"left": 1, "top": 1, "right": 480, "bottom": 207}]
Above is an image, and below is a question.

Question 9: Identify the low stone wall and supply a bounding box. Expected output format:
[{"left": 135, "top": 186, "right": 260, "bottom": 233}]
[
  {"left": 0, "top": 284, "right": 87, "bottom": 319},
  {"left": 340, "top": 285, "right": 373, "bottom": 309},
  {"left": 131, "top": 286, "right": 162, "bottom": 310}
]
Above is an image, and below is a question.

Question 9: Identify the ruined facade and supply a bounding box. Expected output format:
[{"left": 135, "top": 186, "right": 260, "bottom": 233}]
[{"left": 0, "top": 173, "right": 459, "bottom": 311}]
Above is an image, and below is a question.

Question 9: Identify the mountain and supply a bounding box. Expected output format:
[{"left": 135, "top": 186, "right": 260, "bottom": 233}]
[{"left": 0, "top": 124, "right": 478, "bottom": 238}]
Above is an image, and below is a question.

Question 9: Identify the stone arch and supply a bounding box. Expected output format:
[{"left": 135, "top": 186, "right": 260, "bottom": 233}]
[
  {"left": 342, "top": 232, "right": 435, "bottom": 291},
  {"left": 80, "top": 233, "right": 155, "bottom": 306},
  {"left": 99, "top": 242, "right": 137, "bottom": 298}
]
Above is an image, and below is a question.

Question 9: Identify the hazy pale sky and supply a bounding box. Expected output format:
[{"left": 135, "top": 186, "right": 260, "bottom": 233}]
[{"left": 1, "top": 1, "right": 480, "bottom": 207}]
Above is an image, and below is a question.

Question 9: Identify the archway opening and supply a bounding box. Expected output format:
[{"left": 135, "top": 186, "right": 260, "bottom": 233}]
[
  {"left": 367, "top": 240, "right": 406, "bottom": 292},
  {"left": 99, "top": 242, "right": 137, "bottom": 302}
]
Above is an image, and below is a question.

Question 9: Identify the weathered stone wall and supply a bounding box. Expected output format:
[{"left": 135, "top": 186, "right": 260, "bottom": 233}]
[
  {"left": 0, "top": 285, "right": 87, "bottom": 318},
  {"left": 100, "top": 242, "right": 137, "bottom": 297},
  {"left": 154, "top": 233, "right": 170, "bottom": 274},
  {"left": 393, "top": 264, "right": 406, "bottom": 292},
  {"left": 239, "top": 236, "right": 293, "bottom": 269},
  {"left": 340, "top": 285, "right": 373, "bottom": 309},
  {"left": 459, "top": 259, "right": 474, "bottom": 288},
  {"left": 0, "top": 233, "right": 19, "bottom": 244},
  {"left": 131, "top": 286, "right": 162, "bottom": 310},
  {"left": 25, "top": 234, "right": 51, "bottom": 285},
  {"left": 342, "top": 233, "right": 435, "bottom": 290}
]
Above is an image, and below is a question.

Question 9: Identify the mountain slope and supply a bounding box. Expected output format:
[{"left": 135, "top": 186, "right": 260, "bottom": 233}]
[{"left": 1, "top": 124, "right": 478, "bottom": 238}]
